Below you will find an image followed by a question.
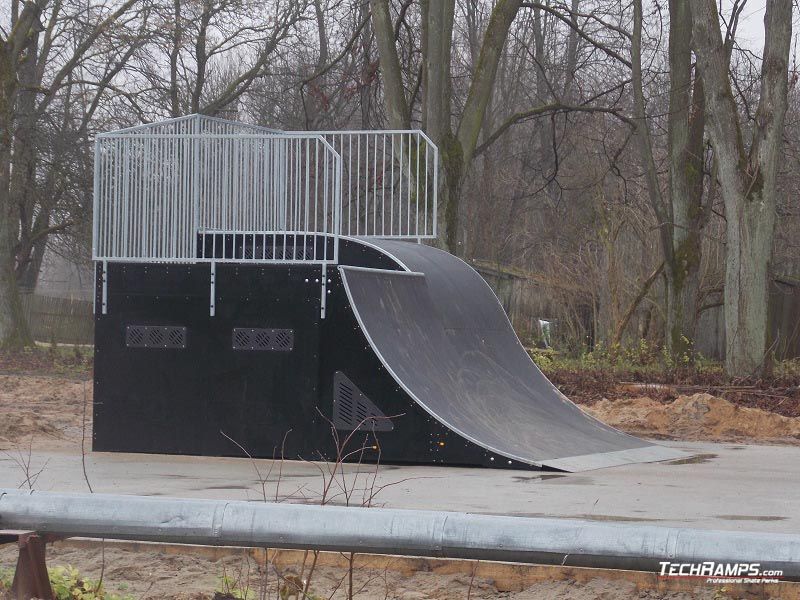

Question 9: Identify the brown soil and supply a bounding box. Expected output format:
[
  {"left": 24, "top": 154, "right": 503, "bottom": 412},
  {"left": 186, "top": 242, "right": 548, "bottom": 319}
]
[
  {"left": 0, "top": 374, "right": 91, "bottom": 451},
  {"left": 545, "top": 365, "right": 800, "bottom": 418},
  {"left": 586, "top": 393, "right": 800, "bottom": 444},
  {"left": 0, "top": 544, "right": 727, "bottom": 599},
  {"left": 3, "top": 375, "right": 800, "bottom": 451},
  {"left": 0, "top": 348, "right": 92, "bottom": 378}
]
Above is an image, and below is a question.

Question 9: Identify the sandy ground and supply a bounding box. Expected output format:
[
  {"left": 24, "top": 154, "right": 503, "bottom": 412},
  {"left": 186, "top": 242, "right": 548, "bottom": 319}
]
[
  {"left": 1, "top": 374, "right": 797, "bottom": 598},
  {"left": 2, "top": 374, "right": 800, "bottom": 452},
  {"left": 0, "top": 544, "right": 728, "bottom": 600},
  {"left": 0, "top": 375, "right": 90, "bottom": 452},
  {"left": 586, "top": 392, "right": 800, "bottom": 445}
]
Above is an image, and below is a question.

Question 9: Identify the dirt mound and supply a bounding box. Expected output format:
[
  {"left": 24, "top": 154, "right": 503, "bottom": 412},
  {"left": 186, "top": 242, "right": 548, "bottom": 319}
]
[
  {"left": 0, "top": 375, "right": 90, "bottom": 450},
  {"left": 586, "top": 393, "right": 800, "bottom": 444}
]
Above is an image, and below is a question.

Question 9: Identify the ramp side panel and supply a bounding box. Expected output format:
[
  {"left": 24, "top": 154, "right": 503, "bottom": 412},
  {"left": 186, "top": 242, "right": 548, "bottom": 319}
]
[{"left": 341, "top": 243, "right": 683, "bottom": 471}]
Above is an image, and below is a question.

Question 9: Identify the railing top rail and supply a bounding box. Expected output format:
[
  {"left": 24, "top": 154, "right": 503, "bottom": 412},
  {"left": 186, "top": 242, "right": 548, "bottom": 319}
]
[
  {"left": 302, "top": 129, "right": 429, "bottom": 136},
  {"left": 102, "top": 114, "right": 282, "bottom": 135},
  {"left": 96, "top": 132, "right": 333, "bottom": 143}
]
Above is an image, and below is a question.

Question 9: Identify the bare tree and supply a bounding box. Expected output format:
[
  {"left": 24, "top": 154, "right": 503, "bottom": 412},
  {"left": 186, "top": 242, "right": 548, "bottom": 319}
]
[
  {"left": 631, "top": 0, "right": 710, "bottom": 360},
  {"left": 691, "top": 0, "right": 793, "bottom": 376},
  {"left": 370, "top": 0, "right": 522, "bottom": 254},
  {"left": 0, "top": 1, "right": 43, "bottom": 348},
  {"left": 0, "top": 0, "right": 145, "bottom": 348}
]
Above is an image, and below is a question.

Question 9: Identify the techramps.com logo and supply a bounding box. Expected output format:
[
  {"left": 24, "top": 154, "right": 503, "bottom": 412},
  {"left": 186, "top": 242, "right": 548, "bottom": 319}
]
[{"left": 658, "top": 562, "right": 784, "bottom": 584}]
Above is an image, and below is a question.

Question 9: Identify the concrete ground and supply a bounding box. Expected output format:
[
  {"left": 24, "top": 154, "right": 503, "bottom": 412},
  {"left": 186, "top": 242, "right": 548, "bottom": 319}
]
[{"left": 0, "top": 441, "right": 797, "bottom": 534}]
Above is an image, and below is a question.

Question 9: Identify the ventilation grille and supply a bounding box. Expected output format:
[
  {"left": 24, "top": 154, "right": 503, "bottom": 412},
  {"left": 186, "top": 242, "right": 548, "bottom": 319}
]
[
  {"left": 232, "top": 328, "right": 294, "bottom": 351},
  {"left": 125, "top": 325, "right": 186, "bottom": 349},
  {"left": 332, "top": 372, "right": 393, "bottom": 432}
]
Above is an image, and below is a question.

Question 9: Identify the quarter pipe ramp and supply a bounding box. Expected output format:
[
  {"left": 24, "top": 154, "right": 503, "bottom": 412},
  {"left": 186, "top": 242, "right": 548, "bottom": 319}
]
[{"left": 340, "top": 239, "right": 683, "bottom": 471}]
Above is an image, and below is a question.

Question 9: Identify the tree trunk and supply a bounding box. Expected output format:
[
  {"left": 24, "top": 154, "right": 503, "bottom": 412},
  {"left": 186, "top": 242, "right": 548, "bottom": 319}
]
[
  {"left": 369, "top": 0, "right": 409, "bottom": 129},
  {"left": 664, "top": 0, "right": 706, "bottom": 360},
  {"left": 0, "top": 3, "right": 39, "bottom": 348},
  {"left": 169, "top": 0, "right": 182, "bottom": 117},
  {"left": 723, "top": 188, "right": 776, "bottom": 375},
  {"left": 690, "top": 0, "right": 791, "bottom": 377}
]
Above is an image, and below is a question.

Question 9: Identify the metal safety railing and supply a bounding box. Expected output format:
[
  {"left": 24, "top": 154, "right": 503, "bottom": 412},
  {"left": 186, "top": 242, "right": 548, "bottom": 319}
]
[
  {"left": 2, "top": 490, "right": 798, "bottom": 577},
  {"left": 94, "top": 120, "right": 341, "bottom": 265},
  {"left": 317, "top": 131, "right": 437, "bottom": 239},
  {"left": 93, "top": 115, "right": 438, "bottom": 267}
]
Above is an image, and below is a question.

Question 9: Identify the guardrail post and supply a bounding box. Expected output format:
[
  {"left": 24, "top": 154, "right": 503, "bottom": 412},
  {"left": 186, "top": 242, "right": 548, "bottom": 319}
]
[{"left": 3, "top": 532, "right": 54, "bottom": 600}]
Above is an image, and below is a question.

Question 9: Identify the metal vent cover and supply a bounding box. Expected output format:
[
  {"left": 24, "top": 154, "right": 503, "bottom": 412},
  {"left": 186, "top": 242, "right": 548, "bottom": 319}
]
[
  {"left": 332, "top": 371, "right": 393, "bottom": 432},
  {"left": 125, "top": 325, "right": 187, "bottom": 349},
  {"left": 232, "top": 328, "right": 294, "bottom": 351}
]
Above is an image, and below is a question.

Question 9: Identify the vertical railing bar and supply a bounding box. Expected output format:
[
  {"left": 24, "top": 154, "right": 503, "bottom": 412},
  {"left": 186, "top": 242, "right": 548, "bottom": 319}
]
[
  {"left": 153, "top": 136, "right": 159, "bottom": 259},
  {"left": 433, "top": 143, "right": 438, "bottom": 239},
  {"left": 381, "top": 134, "right": 386, "bottom": 237},
  {"left": 416, "top": 133, "right": 420, "bottom": 237},
  {"left": 92, "top": 139, "right": 101, "bottom": 260},
  {"left": 399, "top": 133, "right": 404, "bottom": 237},
  {"left": 122, "top": 137, "right": 130, "bottom": 258},
  {"left": 146, "top": 138, "right": 152, "bottom": 254},
  {"left": 272, "top": 138, "right": 277, "bottom": 261},
  {"left": 165, "top": 127, "right": 172, "bottom": 258},
  {"left": 110, "top": 138, "right": 116, "bottom": 258},
  {"left": 304, "top": 137, "right": 310, "bottom": 258},
  {"left": 356, "top": 135, "right": 361, "bottom": 236},
  {"left": 112, "top": 136, "right": 118, "bottom": 259},
  {"left": 296, "top": 137, "right": 301, "bottom": 257},
  {"left": 390, "top": 134, "right": 395, "bottom": 236},
  {"left": 323, "top": 138, "right": 329, "bottom": 263},
  {"left": 314, "top": 139, "right": 319, "bottom": 259},
  {"left": 108, "top": 139, "right": 114, "bottom": 259},
  {"left": 424, "top": 136, "right": 428, "bottom": 237},
  {"left": 407, "top": 132, "right": 412, "bottom": 237},
  {"left": 173, "top": 135, "right": 179, "bottom": 258},
  {"left": 372, "top": 133, "right": 377, "bottom": 235},
  {"left": 347, "top": 134, "right": 351, "bottom": 236},
  {"left": 283, "top": 138, "right": 288, "bottom": 261},
  {"left": 261, "top": 138, "right": 268, "bottom": 260},
  {"left": 140, "top": 137, "right": 145, "bottom": 257}
]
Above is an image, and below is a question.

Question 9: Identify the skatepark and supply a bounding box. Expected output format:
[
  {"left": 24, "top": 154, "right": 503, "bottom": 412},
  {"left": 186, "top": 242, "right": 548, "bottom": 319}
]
[
  {"left": 2, "top": 114, "right": 799, "bottom": 598},
  {"left": 89, "top": 115, "right": 683, "bottom": 472}
]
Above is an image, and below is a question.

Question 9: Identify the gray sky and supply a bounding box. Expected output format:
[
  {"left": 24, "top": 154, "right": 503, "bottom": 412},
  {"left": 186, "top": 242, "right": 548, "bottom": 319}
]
[{"left": 730, "top": 0, "right": 768, "bottom": 49}]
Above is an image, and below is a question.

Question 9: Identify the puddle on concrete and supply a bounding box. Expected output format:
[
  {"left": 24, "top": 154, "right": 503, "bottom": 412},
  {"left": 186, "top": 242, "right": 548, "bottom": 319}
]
[
  {"left": 715, "top": 515, "right": 787, "bottom": 522},
  {"left": 666, "top": 453, "right": 718, "bottom": 465},
  {"left": 572, "top": 514, "right": 665, "bottom": 522},
  {"left": 512, "top": 474, "right": 591, "bottom": 485}
]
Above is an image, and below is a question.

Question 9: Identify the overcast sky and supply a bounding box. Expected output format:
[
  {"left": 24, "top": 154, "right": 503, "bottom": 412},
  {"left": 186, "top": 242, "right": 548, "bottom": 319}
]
[{"left": 730, "top": 0, "right": 768, "bottom": 48}]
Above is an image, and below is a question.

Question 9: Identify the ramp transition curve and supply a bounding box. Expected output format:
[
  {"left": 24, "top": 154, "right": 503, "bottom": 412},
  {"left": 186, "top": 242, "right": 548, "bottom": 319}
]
[{"left": 341, "top": 239, "right": 684, "bottom": 471}]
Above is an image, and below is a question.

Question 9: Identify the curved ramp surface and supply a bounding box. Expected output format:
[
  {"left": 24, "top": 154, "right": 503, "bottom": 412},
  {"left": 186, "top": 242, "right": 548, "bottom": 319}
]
[{"left": 341, "top": 240, "right": 683, "bottom": 471}]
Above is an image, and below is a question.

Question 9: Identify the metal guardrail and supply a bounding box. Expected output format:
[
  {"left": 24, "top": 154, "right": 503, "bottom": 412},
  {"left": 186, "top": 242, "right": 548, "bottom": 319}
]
[
  {"left": 92, "top": 116, "right": 438, "bottom": 267},
  {"left": 1, "top": 490, "right": 798, "bottom": 578},
  {"left": 317, "top": 131, "right": 437, "bottom": 239},
  {"left": 94, "top": 130, "right": 341, "bottom": 265}
]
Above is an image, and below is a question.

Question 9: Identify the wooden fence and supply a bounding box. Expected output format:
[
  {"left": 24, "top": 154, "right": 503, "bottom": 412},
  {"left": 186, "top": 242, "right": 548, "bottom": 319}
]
[{"left": 20, "top": 293, "right": 94, "bottom": 345}]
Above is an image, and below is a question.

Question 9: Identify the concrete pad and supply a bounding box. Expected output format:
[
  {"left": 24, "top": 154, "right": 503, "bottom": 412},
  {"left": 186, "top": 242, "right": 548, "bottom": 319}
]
[{"left": 0, "top": 441, "right": 797, "bottom": 534}]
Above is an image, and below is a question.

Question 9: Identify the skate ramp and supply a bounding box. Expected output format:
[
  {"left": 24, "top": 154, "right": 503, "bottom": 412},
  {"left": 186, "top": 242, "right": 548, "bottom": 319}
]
[{"left": 340, "top": 240, "right": 684, "bottom": 471}]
